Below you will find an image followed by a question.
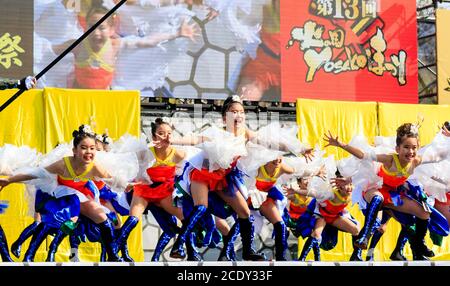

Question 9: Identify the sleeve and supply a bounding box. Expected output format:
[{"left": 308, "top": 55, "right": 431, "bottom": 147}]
[
  {"left": 306, "top": 177, "right": 334, "bottom": 203},
  {"left": 95, "top": 151, "right": 140, "bottom": 192},
  {"left": 254, "top": 122, "right": 310, "bottom": 155}
]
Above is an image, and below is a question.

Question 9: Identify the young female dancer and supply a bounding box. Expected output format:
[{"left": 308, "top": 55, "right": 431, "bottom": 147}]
[
  {"left": 0, "top": 125, "right": 126, "bottom": 261},
  {"left": 324, "top": 123, "right": 449, "bottom": 260},
  {"left": 115, "top": 118, "right": 186, "bottom": 260}
]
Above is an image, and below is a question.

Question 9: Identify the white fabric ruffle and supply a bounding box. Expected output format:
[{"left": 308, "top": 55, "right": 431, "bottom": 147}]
[
  {"left": 195, "top": 126, "right": 247, "bottom": 171},
  {"left": 0, "top": 144, "right": 41, "bottom": 176}
]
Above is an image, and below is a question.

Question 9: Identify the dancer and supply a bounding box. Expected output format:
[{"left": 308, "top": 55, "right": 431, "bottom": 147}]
[
  {"left": 245, "top": 154, "right": 294, "bottom": 261},
  {"left": 115, "top": 118, "right": 186, "bottom": 261},
  {"left": 287, "top": 173, "right": 361, "bottom": 261},
  {"left": 324, "top": 123, "right": 450, "bottom": 260},
  {"left": 0, "top": 125, "right": 135, "bottom": 261},
  {"left": 171, "top": 95, "right": 313, "bottom": 260}
]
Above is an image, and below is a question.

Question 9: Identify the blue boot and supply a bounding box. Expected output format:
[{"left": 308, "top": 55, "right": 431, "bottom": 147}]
[
  {"left": 100, "top": 244, "right": 107, "bottom": 262},
  {"left": 274, "top": 221, "right": 288, "bottom": 261},
  {"left": 349, "top": 236, "right": 362, "bottom": 261},
  {"left": 11, "top": 221, "right": 40, "bottom": 259},
  {"left": 354, "top": 196, "right": 383, "bottom": 250},
  {"left": 23, "top": 223, "right": 52, "bottom": 262},
  {"left": 69, "top": 235, "right": 80, "bottom": 262},
  {"left": 46, "top": 230, "right": 67, "bottom": 262},
  {"left": 411, "top": 218, "right": 430, "bottom": 261},
  {"left": 186, "top": 232, "right": 202, "bottom": 261},
  {"left": 115, "top": 216, "right": 139, "bottom": 250},
  {"left": 0, "top": 225, "right": 13, "bottom": 262},
  {"left": 390, "top": 226, "right": 408, "bottom": 261},
  {"left": 239, "top": 217, "right": 266, "bottom": 261},
  {"left": 312, "top": 238, "right": 321, "bottom": 261},
  {"left": 299, "top": 237, "right": 317, "bottom": 261},
  {"left": 366, "top": 229, "right": 383, "bottom": 261},
  {"left": 170, "top": 205, "right": 207, "bottom": 259},
  {"left": 98, "top": 220, "right": 122, "bottom": 262},
  {"left": 114, "top": 229, "right": 134, "bottom": 262},
  {"left": 151, "top": 232, "right": 174, "bottom": 262},
  {"left": 218, "top": 222, "right": 240, "bottom": 261}
]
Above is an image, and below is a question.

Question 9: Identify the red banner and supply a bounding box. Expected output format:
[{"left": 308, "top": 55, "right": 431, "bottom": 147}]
[{"left": 281, "top": 0, "right": 418, "bottom": 103}]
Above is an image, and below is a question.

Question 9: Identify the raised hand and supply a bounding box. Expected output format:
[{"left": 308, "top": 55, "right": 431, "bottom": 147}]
[
  {"left": 302, "top": 148, "right": 314, "bottom": 163},
  {"left": 330, "top": 177, "right": 351, "bottom": 189},
  {"left": 179, "top": 19, "right": 201, "bottom": 42},
  {"left": 323, "top": 130, "right": 343, "bottom": 148}
]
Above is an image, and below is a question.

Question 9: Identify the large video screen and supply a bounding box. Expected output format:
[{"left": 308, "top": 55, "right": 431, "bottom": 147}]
[
  {"left": 1, "top": 0, "right": 281, "bottom": 101},
  {"left": 1, "top": 0, "right": 418, "bottom": 103}
]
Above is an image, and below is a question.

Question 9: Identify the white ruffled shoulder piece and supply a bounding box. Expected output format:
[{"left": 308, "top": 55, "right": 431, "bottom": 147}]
[
  {"left": 111, "top": 4, "right": 195, "bottom": 91},
  {"left": 39, "top": 142, "right": 73, "bottom": 168},
  {"left": 204, "top": 0, "right": 262, "bottom": 56},
  {"left": 0, "top": 144, "right": 41, "bottom": 176},
  {"left": 195, "top": 126, "right": 247, "bottom": 171},
  {"left": 418, "top": 131, "right": 450, "bottom": 162},
  {"left": 306, "top": 176, "right": 334, "bottom": 203},
  {"left": 254, "top": 122, "right": 309, "bottom": 155},
  {"left": 373, "top": 136, "right": 396, "bottom": 154},
  {"left": 172, "top": 145, "right": 202, "bottom": 176},
  {"left": 110, "top": 133, "right": 153, "bottom": 181},
  {"left": 337, "top": 135, "right": 383, "bottom": 209},
  {"left": 239, "top": 141, "right": 284, "bottom": 179},
  {"left": 111, "top": 133, "right": 149, "bottom": 154},
  {"left": 410, "top": 159, "right": 450, "bottom": 203},
  {"left": 277, "top": 146, "right": 334, "bottom": 185},
  {"left": 95, "top": 151, "right": 139, "bottom": 193}
]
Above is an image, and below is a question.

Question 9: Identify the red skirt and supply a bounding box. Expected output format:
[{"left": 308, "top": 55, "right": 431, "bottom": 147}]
[
  {"left": 289, "top": 203, "right": 307, "bottom": 220},
  {"left": 133, "top": 166, "right": 175, "bottom": 203},
  {"left": 190, "top": 168, "right": 229, "bottom": 192}
]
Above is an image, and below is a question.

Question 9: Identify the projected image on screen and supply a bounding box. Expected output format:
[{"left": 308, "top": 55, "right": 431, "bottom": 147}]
[{"left": 32, "top": 0, "right": 281, "bottom": 101}]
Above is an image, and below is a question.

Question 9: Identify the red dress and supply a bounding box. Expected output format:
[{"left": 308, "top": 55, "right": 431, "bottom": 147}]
[
  {"left": 247, "top": 165, "right": 280, "bottom": 207},
  {"left": 318, "top": 190, "right": 350, "bottom": 224},
  {"left": 57, "top": 157, "right": 96, "bottom": 200},
  {"left": 376, "top": 154, "right": 410, "bottom": 205},
  {"left": 189, "top": 158, "right": 239, "bottom": 192},
  {"left": 133, "top": 147, "right": 177, "bottom": 203},
  {"left": 289, "top": 195, "right": 312, "bottom": 220}
]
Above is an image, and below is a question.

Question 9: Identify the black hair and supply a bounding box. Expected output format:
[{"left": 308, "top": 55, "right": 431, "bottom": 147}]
[
  {"left": 444, "top": 121, "right": 450, "bottom": 131},
  {"left": 150, "top": 118, "right": 171, "bottom": 136},
  {"left": 72, "top": 125, "right": 96, "bottom": 148},
  {"left": 396, "top": 123, "right": 419, "bottom": 146},
  {"left": 221, "top": 95, "right": 244, "bottom": 117}
]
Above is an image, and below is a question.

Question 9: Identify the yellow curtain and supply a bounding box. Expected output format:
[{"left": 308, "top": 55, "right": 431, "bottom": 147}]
[{"left": 0, "top": 89, "right": 46, "bottom": 262}]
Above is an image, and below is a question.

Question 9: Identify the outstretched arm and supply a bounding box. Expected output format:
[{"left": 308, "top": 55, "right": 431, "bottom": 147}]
[
  {"left": 323, "top": 130, "right": 365, "bottom": 159},
  {"left": 0, "top": 160, "right": 62, "bottom": 191},
  {"left": 122, "top": 19, "right": 200, "bottom": 49}
]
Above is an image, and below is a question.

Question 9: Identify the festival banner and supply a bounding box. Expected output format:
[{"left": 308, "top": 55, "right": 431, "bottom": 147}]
[
  {"left": 436, "top": 9, "right": 450, "bottom": 105},
  {"left": 281, "top": 0, "right": 418, "bottom": 103}
]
